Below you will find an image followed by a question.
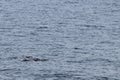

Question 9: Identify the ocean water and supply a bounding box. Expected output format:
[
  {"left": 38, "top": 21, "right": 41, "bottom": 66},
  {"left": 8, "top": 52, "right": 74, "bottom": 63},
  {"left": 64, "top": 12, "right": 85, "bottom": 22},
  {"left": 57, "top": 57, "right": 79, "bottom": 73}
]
[{"left": 0, "top": 0, "right": 120, "bottom": 80}]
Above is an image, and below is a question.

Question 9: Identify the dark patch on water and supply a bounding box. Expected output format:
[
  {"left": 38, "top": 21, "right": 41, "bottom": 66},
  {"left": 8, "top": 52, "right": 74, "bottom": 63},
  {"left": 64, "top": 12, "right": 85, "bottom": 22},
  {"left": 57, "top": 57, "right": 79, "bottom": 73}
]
[
  {"left": 80, "top": 24, "right": 106, "bottom": 30},
  {"left": 0, "top": 68, "right": 16, "bottom": 72},
  {"left": 37, "top": 26, "right": 48, "bottom": 29},
  {"left": 74, "top": 47, "right": 83, "bottom": 50},
  {"left": 21, "top": 56, "right": 48, "bottom": 62},
  {"left": 74, "top": 47, "right": 79, "bottom": 50}
]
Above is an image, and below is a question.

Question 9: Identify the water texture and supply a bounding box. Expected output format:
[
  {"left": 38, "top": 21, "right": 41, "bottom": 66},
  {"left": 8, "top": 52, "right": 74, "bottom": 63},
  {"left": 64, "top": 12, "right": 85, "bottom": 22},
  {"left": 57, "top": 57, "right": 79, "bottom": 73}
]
[{"left": 0, "top": 0, "right": 120, "bottom": 80}]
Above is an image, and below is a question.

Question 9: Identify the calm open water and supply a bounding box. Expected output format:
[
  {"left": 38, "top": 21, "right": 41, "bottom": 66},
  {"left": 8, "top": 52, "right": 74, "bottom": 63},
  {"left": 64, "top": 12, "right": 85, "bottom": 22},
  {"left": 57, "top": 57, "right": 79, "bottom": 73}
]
[{"left": 0, "top": 0, "right": 120, "bottom": 80}]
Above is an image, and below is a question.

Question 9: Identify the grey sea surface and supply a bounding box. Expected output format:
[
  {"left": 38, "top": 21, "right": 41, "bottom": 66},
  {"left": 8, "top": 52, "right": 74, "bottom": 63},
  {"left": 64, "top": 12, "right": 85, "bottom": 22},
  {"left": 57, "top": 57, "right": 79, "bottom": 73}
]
[{"left": 0, "top": 0, "right": 120, "bottom": 80}]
